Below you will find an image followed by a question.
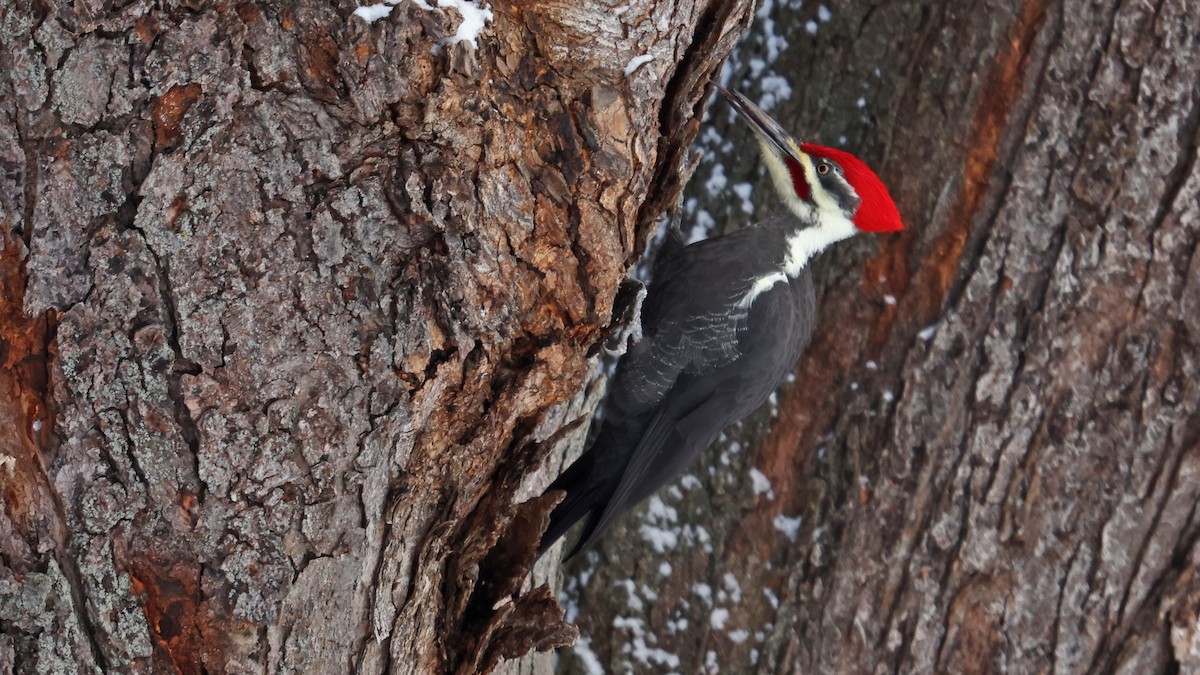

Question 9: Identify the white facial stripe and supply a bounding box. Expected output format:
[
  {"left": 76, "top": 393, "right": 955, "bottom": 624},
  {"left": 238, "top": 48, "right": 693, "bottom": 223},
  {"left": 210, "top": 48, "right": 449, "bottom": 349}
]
[
  {"left": 744, "top": 127, "right": 860, "bottom": 278},
  {"left": 756, "top": 137, "right": 797, "bottom": 210},
  {"left": 753, "top": 139, "right": 816, "bottom": 223},
  {"left": 753, "top": 135, "right": 854, "bottom": 243},
  {"left": 799, "top": 154, "right": 839, "bottom": 214}
]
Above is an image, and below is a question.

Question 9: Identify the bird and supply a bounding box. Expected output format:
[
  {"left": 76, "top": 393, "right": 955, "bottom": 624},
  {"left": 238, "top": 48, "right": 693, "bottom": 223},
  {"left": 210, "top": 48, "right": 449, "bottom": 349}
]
[{"left": 538, "top": 86, "right": 904, "bottom": 559}]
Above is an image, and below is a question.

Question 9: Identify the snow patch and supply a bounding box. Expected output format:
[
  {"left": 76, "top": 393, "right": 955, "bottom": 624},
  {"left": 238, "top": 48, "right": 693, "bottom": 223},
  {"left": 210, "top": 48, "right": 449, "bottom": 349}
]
[
  {"left": 918, "top": 324, "right": 938, "bottom": 341},
  {"left": 722, "top": 573, "right": 742, "bottom": 603},
  {"left": 614, "top": 579, "right": 644, "bottom": 611},
  {"left": 710, "top": 608, "right": 731, "bottom": 629},
  {"left": 613, "top": 616, "right": 681, "bottom": 668},
  {"left": 733, "top": 182, "right": 754, "bottom": 213},
  {"left": 774, "top": 513, "right": 803, "bottom": 541},
  {"left": 570, "top": 636, "right": 606, "bottom": 675},
  {"left": 689, "top": 209, "right": 716, "bottom": 243},
  {"left": 353, "top": 3, "right": 394, "bottom": 22},
  {"left": 749, "top": 468, "right": 774, "bottom": 499},
  {"left": 758, "top": 75, "right": 793, "bottom": 111},
  {"left": 646, "top": 495, "right": 678, "bottom": 522},
  {"left": 639, "top": 495, "right": 680, "bottom": 552},
  {"left": 706, "top": 164, "right": 728, "bottom": 196},
  {"left": 624, "top": 53, "right": 656, "bottom": 76},
  {"left": 361, "top": 0, "right": 495, "bottom": 48},
  {"left": 763, "top": 587, "right": 779, "bottom": 609},
  {"left": 439, "top": 0, "right": 493, "bottom": 48},
  {"left": 639, "top": 524, "right": 678, "bottom": 552}
]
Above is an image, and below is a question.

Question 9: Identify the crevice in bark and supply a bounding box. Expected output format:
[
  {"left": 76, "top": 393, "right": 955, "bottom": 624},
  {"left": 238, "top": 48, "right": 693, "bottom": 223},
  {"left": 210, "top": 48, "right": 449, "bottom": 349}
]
[
  {"left": 18, "top": 138, "right": 38, "bottom": 248},
  {"left": 1046, "top": 541, "right": 1084, "bottom": 674},
  {"left": 632, "top": 0, "right": 754, "bottom": 258},
  {"left": 1135, "top": 99, "right": 1200, "bottom": 315},
  {"left": 897, "top": 0, "right": 1053, "bottom": 336},
  {"left": 1091, "top": 415, "right": 1200, "bottom": 672},
  {"left": 441, "top": 412, "right": 585, "bottom": 672},
  {"left": 0, "top": 238, "right": 107, "bottom": 670}
]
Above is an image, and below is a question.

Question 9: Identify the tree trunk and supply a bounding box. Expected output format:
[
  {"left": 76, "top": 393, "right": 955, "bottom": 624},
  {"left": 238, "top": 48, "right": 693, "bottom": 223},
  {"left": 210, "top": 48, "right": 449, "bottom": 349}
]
[
  {"left": 0, "top": 1, "right": 754, "bottom": 672},
  {"left": 563, "top": 0, "right": 1200, "bottom": 673}
]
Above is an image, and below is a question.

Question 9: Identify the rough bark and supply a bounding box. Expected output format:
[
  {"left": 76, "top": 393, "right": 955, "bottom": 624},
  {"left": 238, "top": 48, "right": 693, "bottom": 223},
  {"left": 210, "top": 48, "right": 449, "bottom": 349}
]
[
  {"left": 564, "top": 0, "right": 1200, "bottom": 673},
  {"left": 0, "top": 0, "right": 755, "bottom": 673}
]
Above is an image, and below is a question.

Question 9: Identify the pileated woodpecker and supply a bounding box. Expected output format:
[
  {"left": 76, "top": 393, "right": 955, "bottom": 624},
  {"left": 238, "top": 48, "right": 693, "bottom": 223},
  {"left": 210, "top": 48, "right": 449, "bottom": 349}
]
[{"left": 539, "top": 87, "right": 904, "bottom": 558}]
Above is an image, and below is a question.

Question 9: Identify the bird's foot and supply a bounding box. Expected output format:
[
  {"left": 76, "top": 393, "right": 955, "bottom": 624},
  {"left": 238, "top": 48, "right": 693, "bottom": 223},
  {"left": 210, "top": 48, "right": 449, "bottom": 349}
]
[{"left": 597, "top": 278, "right": 646, "bottom": 357}]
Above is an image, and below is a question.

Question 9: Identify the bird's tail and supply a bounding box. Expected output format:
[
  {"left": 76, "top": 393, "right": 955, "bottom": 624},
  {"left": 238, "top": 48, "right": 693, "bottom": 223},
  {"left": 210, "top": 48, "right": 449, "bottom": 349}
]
[
  {"left": 539, "top": 416, "right": 644, "bottom": 559},
  {"left": 538, "top": 452, "right": 599, "bottom": 557}
]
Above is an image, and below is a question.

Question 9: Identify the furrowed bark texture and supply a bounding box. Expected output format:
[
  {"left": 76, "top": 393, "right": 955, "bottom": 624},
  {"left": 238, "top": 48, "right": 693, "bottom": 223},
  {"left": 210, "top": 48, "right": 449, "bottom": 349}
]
[
  {"left": 564, "top": 0, "right": 1200, "bottom": 673},
  {"left": 0, "top": 0, "right": 755, "bottom": 672}
]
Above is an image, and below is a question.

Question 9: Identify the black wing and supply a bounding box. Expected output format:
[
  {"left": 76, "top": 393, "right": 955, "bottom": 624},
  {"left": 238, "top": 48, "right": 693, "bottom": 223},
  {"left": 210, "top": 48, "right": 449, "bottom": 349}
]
[
  {"left": 604, "top": 236, "right": 768, "bottom": 418},
  {"left": 572, "top": 271, "right": 816, "bottom": 554}
]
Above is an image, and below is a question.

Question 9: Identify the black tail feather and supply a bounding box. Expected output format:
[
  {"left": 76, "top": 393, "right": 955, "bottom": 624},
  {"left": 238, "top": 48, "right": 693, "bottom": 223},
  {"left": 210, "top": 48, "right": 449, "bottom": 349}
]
[
  {"left": 561, "top": 510, "right": 601, "bottom": 560},
  {"left": 538, "top": 453, "right": 597, "bottom": 556},
  {"left": 538, "top": 422, "right": 639, "bottom": 558}
]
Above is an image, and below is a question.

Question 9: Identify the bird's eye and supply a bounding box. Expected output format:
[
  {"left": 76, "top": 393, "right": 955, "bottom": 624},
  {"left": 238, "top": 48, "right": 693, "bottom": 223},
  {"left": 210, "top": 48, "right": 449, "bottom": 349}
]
[{"left": 817, "top": 162, "right": 831, "bottom": 175}]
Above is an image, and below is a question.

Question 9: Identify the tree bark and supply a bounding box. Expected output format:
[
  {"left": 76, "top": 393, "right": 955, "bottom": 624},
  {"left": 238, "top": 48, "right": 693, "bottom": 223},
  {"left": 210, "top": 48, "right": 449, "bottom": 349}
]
[
  {"left": 0, "top": 1, "right": 754, "bottom": 673},
  {"left": 563, "top": 0, "right": 1200, "bottom": 673}
]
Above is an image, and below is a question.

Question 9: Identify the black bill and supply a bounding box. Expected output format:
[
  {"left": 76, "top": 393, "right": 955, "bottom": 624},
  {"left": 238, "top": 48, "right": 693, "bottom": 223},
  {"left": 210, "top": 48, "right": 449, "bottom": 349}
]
[{"left": 716, "top": 85, "right": 804, "bottom": 162}]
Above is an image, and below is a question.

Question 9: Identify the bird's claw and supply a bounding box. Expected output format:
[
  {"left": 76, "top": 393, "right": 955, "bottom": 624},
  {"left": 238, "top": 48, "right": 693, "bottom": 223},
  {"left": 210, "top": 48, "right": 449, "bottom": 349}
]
[{"left": 600, "top": 278, "right": 646, "bottom": 357}]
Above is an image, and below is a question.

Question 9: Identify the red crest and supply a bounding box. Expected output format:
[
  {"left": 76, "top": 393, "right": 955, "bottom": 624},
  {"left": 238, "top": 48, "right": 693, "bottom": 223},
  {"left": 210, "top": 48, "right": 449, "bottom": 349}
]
[{"left": 802, "top": 143, "right": 904, "bottom": 233}]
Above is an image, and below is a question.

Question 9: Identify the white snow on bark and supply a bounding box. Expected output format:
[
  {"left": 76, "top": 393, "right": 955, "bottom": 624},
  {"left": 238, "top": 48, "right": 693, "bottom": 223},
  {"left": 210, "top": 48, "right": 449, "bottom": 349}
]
[
  {"left": 353, "top": 3, "right": 394, "bottom": 22},
  {"left": 613, "top": 616, "right": 681, "bottom": 668},
  {"left": 750, "top": 467, "right": 774, "bottom": 498},
  {"left": 773, "top": 513, "right": 802, "bottom": 541},
  {"left": 437, "top": 0, "right": 493, "bottom": 48},
  {"left": 710, "top": 607, "right": 731, "bottom": 629},
  {"left": 570, "top": 636, "right": 606, "bottom": 675},
  {"left": 624, "top": 53, "right": 656, "bottom": 76},
  {"left": 356, "top": 0, "right": 493, "bottom": 49}
]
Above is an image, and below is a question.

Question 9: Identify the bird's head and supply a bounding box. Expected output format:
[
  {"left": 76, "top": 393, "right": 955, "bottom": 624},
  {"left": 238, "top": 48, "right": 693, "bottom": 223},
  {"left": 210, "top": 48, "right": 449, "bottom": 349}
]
[{"left": 718, "top": 86, "right": 904, "bottom": 236}]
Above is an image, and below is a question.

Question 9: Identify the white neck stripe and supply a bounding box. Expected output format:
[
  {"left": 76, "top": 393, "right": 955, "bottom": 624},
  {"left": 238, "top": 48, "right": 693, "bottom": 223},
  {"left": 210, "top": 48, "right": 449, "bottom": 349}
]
[{"left": 782, "top": 214, "right": 857, "bottom": 276}]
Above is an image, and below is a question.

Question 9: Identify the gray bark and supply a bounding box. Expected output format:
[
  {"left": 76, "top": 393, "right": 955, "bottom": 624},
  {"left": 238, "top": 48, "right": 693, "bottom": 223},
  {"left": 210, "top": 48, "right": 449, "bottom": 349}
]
[
  {"left": 562, "top": 0, "right": 1200, "bottom": 673},
  {"left": 0, "top": 1, "right": 754, "bottom": 673}
]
